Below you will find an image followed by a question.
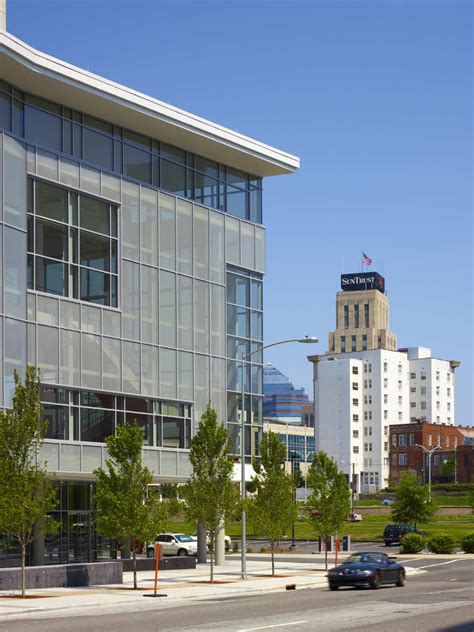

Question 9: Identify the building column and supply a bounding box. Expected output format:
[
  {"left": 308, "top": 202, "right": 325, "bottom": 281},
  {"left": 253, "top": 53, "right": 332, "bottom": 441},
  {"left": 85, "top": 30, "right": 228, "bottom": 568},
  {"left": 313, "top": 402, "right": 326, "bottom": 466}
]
[
  {"left": 215, "top": 526, "right": 225, "bottom": 566},
  {"left": 31, "top": 518, "right": 45, "bottom": 566},
  {"left": 197, "top": 521, "right": 207, "bottom": 564}
]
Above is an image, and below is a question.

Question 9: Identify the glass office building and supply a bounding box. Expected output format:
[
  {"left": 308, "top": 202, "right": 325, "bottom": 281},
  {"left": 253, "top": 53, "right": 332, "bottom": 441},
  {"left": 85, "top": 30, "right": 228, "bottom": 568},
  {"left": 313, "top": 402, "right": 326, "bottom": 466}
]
[{"left": 0, "top": 31, "right": 298, "bottom": 564}]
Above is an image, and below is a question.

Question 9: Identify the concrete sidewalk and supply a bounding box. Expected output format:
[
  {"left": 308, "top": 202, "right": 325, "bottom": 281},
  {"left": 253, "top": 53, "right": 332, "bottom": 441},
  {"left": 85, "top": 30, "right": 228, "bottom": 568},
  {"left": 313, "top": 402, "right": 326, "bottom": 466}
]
[{"left": 0, "top": 554, "right": 425, "bottom": 623}]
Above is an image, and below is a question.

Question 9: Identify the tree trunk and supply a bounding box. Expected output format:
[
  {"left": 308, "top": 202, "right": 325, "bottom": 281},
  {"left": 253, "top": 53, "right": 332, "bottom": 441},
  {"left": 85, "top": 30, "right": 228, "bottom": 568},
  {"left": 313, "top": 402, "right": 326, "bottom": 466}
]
[
  {"left": 21, "top": 542, "right": 26, "bottom": 598},
  {"left": 132, "top": 549, "right": 137, "bottom": 590},
  {"left": 271, "top": 540, "right": 275, "bottom": 577}
]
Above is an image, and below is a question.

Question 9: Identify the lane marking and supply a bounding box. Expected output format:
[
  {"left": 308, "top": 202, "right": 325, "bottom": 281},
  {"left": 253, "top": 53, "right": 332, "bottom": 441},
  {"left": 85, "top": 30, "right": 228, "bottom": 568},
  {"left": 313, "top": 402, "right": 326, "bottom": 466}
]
[
  {"left": 238, "top": 621, "right": 307, "bottom": 632},
  {"left": 416, "top": 559, "right": 463, "bottom": 570}
]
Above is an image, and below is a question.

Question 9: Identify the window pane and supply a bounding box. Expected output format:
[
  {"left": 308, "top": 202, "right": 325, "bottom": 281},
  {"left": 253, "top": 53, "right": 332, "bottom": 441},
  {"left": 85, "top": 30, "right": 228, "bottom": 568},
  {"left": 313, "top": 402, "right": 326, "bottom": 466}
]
[
  {"left": 123, "top": 342, "right": 140, "bottom": 394},
  {"left": 80, "top": 231, "right": 110, "bottom": 271},
  {"left": 159, "top": 193, "right": 176, "bottom": 270},
  {"left": 211, "top": 285, "right": 225, "bottom": 357},
  {"left": 160, "top": 159, "right": 185, "bottom": 196},
  {"left": 195, "top": 156, "right": 218, "bottom": 178},
  {"left": 124, "top": 143, "right": 151, "bottom": 183},
  {"left": 160, "top": 348, "right": 176, "bottom": 399},
  {"left": 177, "top": 275, "right": 192, "bottom": 350},
  {"left": 227, "top": 273, "right": 249, "bottom": 306},
  {"left": 193, "top": 205, "right": 208, "bottom": 280},
  {"left": 36, "top": 219, "right": 68, "bottom": 260},
  {"left": 60, "top": 329, "right": 80, "bottom": 386},
  {"left": 194, "top": 280, "right": 209, "bottom": 354},
  {"left": 4, "top": 137, "right": 27, "bottom": 229},
  {"left": 241, "top": 222, "right": 255, "bottom": 269},
  {"left": 226, "top": 185, "right": 247, "bottom": 219},
  {"left": 82, "top": 127, "right": 113, "bottom": 171},
  {"left": 0, "top": 91, "right": 11, "bottom": 131},
  {"left": 178, "top": 351, "right": 193, "bottom": 401},
  {"left": 80, "top": 408, "right": 115, "bottom": 443},
  {"left": 194, "top": 354, "right": 209, "bottom": 420},
  {"left": 42, "top": 404, "right": 68, "bottom": 440},
  {"left": 161, "top": 143, "right": 185, "bottom": 164},
  {"left": 255, "top": 227, "right": 265, "bottom": 273},
  {"left": 249, "top": 188, "right": 262, "bottom": 223},
  {"left": 140, "top": 187, "right": 158, "bottom": 266},
  {"left": 210, "top": 211, "right": 224, "bottom": 284},
  {"left": 227, "top": 305, "right": 249, "bottom": 338},
  {"left": 141, "top": 344, "right": 159, "bottom": 397},
  {"left": 176, "top": 199, "right": 192, "bottom": 275},
  {"left": 102, "top": 337, "right": 121, "bottom": 392},
  {"left": 226, "top": 168, "right": 248, "bottom": 189},
  {"left": 251, "top": 311, "right": 263, "bottom": 341},
  {"left": 80, "top": 196, "right": 110, "bottom": 235},
  {"left": 80, "top": 268, "right": 110, "bottom": 305},
  {"left": 37, "top": 325, "right": 58, "bottom": 383},
  {"left": 159, "top": 270, "right": 176, "bottom": 347},
  {"left": 194, "top": 172, "right": 218, "bottom": 208},
  {"left": 251, "top": 279, "right": 263, "bottom": 310},
  {"left": 5, "top": 318, "right": 26, "bottom": 406},
  {"left": 141, "top": 266, "right": 158, "bottom": 345},
  {"left": 36, "top": 257, "right": 67, "bottom": 296},
  {"left": 122, "top": 181, "right": 140, "bottom": 260},
  {"left": 225, "top": 216, "right": 240, "bottom": 265},
  {"left": 81, "top": 333, "right": 101, "bottom": 389},
  {"left": 162, "top": 418, "right": 185, "bottom": 449},
  {"left": 4, "top": 227, "right": 27, "bottom": 318},
  {"left": 122, "top": 260, "right": 140, "bottom": 339},
  {"left": 24, "top": 105, "right": 62, "bottom": 152}
]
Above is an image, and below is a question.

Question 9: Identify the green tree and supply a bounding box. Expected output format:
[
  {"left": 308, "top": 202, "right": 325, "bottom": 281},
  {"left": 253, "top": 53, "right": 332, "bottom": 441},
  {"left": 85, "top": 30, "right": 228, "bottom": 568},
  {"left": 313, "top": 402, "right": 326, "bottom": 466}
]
[
  {"left": 440, "top": 455, "right": 456, "bottom": 480},
  {"left": 183, "top": 404, "right": 239, "bottom": 583},
  {"left": 391, "top": 470, "right": 434, "bottom": 528},
  {"left": 94, "top": 422, "right": 169, "bottom": 589},
  {"left": 306, "top": 451, "right": 351, "bottom": 569},
  {"left": 291, "top": 466, "right": 305, "bottom": 489},
  {"left": 0, "top": 367, "right": 56, "bottom": 597},
  {"left": 252, "top": 431, "right": 297, "bottom": 575}
]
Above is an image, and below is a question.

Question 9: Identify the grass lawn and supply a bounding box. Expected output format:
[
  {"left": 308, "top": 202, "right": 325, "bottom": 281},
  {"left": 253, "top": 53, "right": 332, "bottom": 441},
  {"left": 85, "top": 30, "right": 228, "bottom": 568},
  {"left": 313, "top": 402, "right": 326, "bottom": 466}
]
[
  {"left": 168, "top": 513, "right": 474, "bottom": 545},
  {"left": 432, "top": 496, "right": 471, "bottom": 507}
]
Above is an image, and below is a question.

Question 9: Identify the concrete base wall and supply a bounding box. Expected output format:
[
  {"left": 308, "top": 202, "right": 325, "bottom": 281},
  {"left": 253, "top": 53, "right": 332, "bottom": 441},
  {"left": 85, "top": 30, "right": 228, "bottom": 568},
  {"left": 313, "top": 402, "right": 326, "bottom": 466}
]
[
  {"left": 122, "top": 557, "right": 196, "bottom": 572},
  {"left": 0, "top": 562, "right": 123, "bottom": 590}
]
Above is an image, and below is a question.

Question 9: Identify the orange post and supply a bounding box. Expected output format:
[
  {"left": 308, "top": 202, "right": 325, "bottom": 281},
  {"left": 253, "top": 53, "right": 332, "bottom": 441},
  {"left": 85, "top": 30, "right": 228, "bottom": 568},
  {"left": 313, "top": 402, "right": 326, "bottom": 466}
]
[{"left": 154, "top": 543, "right": 160, "bottom": 595}]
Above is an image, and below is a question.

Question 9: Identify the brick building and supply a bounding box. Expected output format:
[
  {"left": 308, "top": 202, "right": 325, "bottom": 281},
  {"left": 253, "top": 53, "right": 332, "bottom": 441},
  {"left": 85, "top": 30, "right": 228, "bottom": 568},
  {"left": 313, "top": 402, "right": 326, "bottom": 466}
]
[{"left": 389, "top": 421, "right": 473, "bottom": 485}]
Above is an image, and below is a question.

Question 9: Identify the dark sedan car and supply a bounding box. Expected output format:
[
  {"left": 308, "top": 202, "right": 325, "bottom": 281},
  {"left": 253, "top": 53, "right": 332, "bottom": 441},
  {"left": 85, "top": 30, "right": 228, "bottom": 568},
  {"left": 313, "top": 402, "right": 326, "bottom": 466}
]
[{"left": 327, "top": 552, "right": 406, "bottom": 590}]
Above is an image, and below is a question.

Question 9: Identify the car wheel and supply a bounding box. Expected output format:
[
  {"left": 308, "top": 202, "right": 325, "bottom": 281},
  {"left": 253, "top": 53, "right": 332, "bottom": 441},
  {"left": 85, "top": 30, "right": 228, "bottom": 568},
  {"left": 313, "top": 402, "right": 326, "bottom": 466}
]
[
  {"left": 396, "top": 570, "right": 406, "bottom": 587},
  {"left": 371, "top": 573, "right": 381, "bottom": 590},
  {"left": 329, "top": 584, "right": 339, "bottom": 591},
  {"left": 177, "top": 548, "right": 188, "bottom": 557}
]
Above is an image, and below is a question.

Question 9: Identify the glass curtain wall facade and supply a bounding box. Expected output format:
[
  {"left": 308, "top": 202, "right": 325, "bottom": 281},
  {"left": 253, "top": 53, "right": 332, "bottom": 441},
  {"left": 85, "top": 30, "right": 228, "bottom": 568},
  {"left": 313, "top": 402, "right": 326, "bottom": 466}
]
[{"left": 0, "top": 21, "right": 298, "bottom": 564}]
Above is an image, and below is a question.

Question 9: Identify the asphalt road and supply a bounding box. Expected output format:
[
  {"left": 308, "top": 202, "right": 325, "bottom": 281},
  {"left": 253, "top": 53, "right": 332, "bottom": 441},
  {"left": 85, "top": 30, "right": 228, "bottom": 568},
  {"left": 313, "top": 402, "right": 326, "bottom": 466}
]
[{"left": 1, "top": 556, "right": 472, "bottom": 632}]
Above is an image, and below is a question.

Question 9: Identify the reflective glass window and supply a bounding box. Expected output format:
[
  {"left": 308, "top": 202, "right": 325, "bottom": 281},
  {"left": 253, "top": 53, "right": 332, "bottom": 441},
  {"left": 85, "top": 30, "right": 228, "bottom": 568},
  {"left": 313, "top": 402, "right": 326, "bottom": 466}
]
[
  {"left": 162, "top": 418, "right": 185, "bottom": 449},
  {"left": 0, "top": 91, "right": 11, "bottom": 131},
  {"left": 80, "top": 196, "right": 110, "bottom": 235},
  {"left": 36, "top": 220, "right": 68, "bottom": 260},
  {"left": 80, "top": 268, "right": 110, "bottom": 305},
  {"left": 35, "top": 180, "right": 68, "bottom": 222},
  {"left": 36, "top": 257, "right": 67, "bottom": 296},
  {"left": 80, "top": 231, "right": 110, "bottom": 271},
  {"left": 161, "top": 159, "right": 186, "bottom": 196},
  {"left": 24, "top": 103, "right": 62, "bottom": 151},
  {"left": 80, "top": 408, "right": 115, "bottom": 443},
  {"left": 124, "top": 143, "right": 152, "bottom": 183}
]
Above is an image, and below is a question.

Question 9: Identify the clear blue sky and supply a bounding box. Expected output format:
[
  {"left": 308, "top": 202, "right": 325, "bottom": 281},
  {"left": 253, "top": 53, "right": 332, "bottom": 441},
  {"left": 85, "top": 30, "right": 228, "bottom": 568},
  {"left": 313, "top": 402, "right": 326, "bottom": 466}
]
[{"left": 8, "top": 0, "right": 472, "bottom": 423}]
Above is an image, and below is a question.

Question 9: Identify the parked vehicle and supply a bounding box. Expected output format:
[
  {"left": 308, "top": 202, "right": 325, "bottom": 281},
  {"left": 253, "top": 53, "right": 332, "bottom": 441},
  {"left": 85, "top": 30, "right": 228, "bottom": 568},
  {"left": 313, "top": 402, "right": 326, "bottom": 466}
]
[
  {"left": 382, "top": 498, "right": 394, "bottom": 506},
  {"left": 348, "top": 512, "right": 363, "bottom": 522},
  {"left": 191, "top": 532, "right": 232, "bottom": 551},
  {"left": 147, "top": 533, "right": 197, "bottom": 557},
  {"left": 327, "top": 552, "right": 406, "bottom": 590},
  {"left": 383, "top": 524, "right": 423, "bottom": 546}
]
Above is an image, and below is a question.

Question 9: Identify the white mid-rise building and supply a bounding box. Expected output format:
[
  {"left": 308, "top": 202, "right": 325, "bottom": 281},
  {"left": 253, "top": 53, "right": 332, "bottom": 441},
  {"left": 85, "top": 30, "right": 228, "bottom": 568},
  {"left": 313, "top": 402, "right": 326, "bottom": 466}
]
[
  {"left": 313, "top": 349, "right": 410, "bottom": 492},
  {"left": 403, "top": 347, "right": 458, "bottom": 426},
  {"left": 308, "top": 273, "right": 460, "bottom": 493}
]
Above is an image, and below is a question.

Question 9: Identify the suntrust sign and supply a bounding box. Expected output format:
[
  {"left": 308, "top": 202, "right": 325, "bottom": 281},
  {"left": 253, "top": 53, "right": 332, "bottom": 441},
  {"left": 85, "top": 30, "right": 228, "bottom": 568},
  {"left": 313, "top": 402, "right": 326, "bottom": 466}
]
[{"left": 341, "top": 272, "right": 385, "bottom": 293}]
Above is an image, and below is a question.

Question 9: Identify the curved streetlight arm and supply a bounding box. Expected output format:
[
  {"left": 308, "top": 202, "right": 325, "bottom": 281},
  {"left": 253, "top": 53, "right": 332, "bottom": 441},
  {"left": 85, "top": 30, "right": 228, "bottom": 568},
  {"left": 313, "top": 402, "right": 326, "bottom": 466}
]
[{"left": 242, "top": 337, "right": 319, "bottom": 362}]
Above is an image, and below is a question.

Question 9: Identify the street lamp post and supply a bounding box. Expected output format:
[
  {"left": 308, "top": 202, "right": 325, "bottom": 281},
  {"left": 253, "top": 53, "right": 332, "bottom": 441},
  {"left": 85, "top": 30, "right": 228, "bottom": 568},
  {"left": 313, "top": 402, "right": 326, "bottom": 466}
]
[
  {"left": 239, "top": 336, "right": 318, "bottom": 580},
  {"left": 416, "top": 444, "right": 441, "bottom": 503}
]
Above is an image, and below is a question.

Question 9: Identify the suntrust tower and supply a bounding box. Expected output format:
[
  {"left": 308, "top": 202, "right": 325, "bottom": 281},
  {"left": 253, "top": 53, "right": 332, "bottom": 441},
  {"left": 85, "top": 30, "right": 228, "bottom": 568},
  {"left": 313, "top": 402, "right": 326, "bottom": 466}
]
[{"left": 0, "top": 22, "right": 299, "bottom": 565}]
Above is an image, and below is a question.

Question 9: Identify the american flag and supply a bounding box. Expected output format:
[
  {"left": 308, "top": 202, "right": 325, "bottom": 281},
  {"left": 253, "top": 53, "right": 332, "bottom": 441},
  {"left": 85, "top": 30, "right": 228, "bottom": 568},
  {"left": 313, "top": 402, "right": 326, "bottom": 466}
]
[{"left": 362, "top": 252, "right": 372, "bottom": 266}]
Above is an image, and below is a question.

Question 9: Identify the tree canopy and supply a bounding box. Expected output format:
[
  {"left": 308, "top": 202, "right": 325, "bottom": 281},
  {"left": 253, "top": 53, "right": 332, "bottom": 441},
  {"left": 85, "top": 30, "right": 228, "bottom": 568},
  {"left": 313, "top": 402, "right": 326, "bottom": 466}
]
[
  {"left": 306, "top": 451, "right": 351, "bottom": 568},
  {"left": 183, "top": 403, "right": 239, "bottom": 582},
  {"left": 94, "top": 422, "right": 169, "bottom": 589},
  {"left": 391, "top": 470, "right": 434, "bottom": 527},
  {"left": 0, "top": 367, "right": 56, "bottom": 597},
  {"left": 251, "top": 431, "right": 297, "bottom": 575}
]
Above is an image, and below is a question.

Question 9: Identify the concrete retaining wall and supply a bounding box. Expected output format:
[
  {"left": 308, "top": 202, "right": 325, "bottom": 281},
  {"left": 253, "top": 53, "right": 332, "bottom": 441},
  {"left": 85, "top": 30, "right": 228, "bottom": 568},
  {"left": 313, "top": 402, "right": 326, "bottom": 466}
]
[
  {"left": 0, "top": 561, "right": 123, "bottom": 590},
  {"left": 122, "top": 557, "right": 196, "bottom": 572}
]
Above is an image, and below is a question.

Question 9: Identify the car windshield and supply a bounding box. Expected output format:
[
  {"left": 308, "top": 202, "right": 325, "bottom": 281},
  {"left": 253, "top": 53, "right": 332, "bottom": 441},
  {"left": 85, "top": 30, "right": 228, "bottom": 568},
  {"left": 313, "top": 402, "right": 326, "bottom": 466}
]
[
  {"left": 175, "top": 534, "right": 193, "bottom": 542},
  {"left": 345, "top": 553, "right": 383, "bottom": 564}
]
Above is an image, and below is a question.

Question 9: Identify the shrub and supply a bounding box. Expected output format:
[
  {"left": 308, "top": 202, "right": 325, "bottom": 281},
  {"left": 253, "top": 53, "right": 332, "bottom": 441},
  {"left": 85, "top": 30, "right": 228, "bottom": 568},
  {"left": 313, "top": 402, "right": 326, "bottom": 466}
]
[
  {"left": 461, "top": 533, "right": 474, "bottom": 554},
  {"left": 428, "top": 534, "right": 456, "bottom": 554},
  {"left": 260, "top": 545, "right": 268, "bottom": 553},
  {"left": 246, "top": 546, "right": 253, "bottom": 553},
  {"left": 232, "top": 542, "right": 239, "bottom": 553},
  {"left": 400, "top": 533, "right": 425, "bottom": 554}
]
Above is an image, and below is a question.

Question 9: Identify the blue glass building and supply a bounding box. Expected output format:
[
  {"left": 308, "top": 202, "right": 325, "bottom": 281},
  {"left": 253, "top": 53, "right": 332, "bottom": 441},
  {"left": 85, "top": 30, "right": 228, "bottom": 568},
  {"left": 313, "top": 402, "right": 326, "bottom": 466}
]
[{"left": 263, "top": 363, "right": 309, "bottom": 422}]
